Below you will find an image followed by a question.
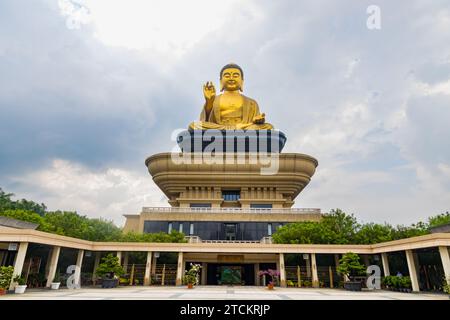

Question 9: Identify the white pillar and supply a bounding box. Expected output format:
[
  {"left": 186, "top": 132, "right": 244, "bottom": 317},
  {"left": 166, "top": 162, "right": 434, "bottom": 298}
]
[
  {"left": 438, "top": 246, "right": 450, "bottom": 287},
  {"left": 144, "top": 251, "right": 152, "bottom": 286},
  {"left": 10, "top": 242, "right": 29, "bottom": 290},
  {"left": 116, "top": 251, "right": 122, "bottom": 265},
  {"left": 46, "top": 246, "right": 61, "bottom": 287},
  {"left": 176, "top": 252, "right": 184, "bottom": 286},
  {"left": 381, "top": 253, "right": 390, "bottom": 276},
  {"left": 311, "top": 253, "right": 319, "bottom": 288},
  {"left": 405, "top": 249, "right": 420, "bottom": 292},
  {"left": 279, "top": 253, "right": 286, "bottom": 287},
  {"left": 123, "top": 252, "right": 129, "bottom": 273},
  {"left": 74, "top": 249, "right": 84, "bottom": 288}
]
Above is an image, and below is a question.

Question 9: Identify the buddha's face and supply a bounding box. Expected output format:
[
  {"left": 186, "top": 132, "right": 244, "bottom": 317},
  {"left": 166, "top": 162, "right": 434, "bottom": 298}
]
[{"left": 220, "top": 68, "right": 243, "bottom": 92}]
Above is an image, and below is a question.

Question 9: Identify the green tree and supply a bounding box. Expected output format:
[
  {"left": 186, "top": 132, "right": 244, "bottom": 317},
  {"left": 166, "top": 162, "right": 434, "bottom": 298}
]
[
  {"left": 336, "top": 252, "right": 366, "bottom": 280},
  {"left": 120, "top": 230, "right": 187, "bottom": 243},
  {"left": 354, "top": 223, "right": 394, "bottom": 244},
  {"left": 321, "top": 209, "right": 359, "bottom": 244},
  {"left": 428, "top": 212, "right": 450, "bottom": 228},
  {"left": 0, "top": 209, "right": 54, "bottom": 233},
  {"left": 95, "top": 254, "right": 125, "bottom": 279},
  {"left": 0, "top": 188, "right": 46, "bottom": 216}
]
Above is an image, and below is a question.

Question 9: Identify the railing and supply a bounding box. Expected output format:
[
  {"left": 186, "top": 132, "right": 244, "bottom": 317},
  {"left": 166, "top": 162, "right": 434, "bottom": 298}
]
[
  {"left": 185, "top": 236, "right": 273, "bottom": 244},
  {"left": 142, "top": 207, "right": 321, "bottom": 215},
  {"left": 201, "top": 240, "right": 261, "bottom": 244}
]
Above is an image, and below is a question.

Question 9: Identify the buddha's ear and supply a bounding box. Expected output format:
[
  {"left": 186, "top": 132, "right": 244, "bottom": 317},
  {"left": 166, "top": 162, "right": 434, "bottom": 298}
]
[{"left": 239, "top": 80, "right": 244, "bottom": 92}]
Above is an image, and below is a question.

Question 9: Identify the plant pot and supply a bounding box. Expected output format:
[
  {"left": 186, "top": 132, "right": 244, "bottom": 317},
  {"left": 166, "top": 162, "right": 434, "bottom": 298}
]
[
  {"left": 267, "top": 284, "right": 274, "bottom": 290},
  {"left": 51, "top": 282, "right": 61, "bottom": 290},
  {"left": 101, "top": 278, "right": 118, "bottom": 288},
  {"left": 14, "top": 285, "right": 27, "bottom": 294},
  {"left": 0, "top": 288, "right": 6, "bottom": 295},
  {"left": 344, "top": 281, "right": 362, "bottom": 291},
  {"left": 187, "top": 283, "right": 194, "bottom": 289}
]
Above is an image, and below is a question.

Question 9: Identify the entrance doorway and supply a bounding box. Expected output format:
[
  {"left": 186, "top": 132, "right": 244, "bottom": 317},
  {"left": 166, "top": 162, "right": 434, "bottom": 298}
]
[
  {"left": 207, "top": 263, "right": 255, "bottom": 285},
  {"left": 224, "top": 224, "right": 237, "bottom": 241}
]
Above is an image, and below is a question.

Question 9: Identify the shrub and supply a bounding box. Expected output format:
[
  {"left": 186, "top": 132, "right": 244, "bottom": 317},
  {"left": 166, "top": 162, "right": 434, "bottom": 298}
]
[
  {"left": 336, "top": 252, "right": 366, "bottom": 281},
  {"left": 0, "top": 266, "right": 14, "bottom": 289},
  {"left": 13, "top": 275, "right": 26, "bottom": 286},
  {"left": 95, "top": 254, "right": 125, "bottom": 279},
  {"left": 183, "top": 263, "right": 202, "bottom": 285},
  {"left": 443, "top": 278, "right": 450, "bottom": 294}
]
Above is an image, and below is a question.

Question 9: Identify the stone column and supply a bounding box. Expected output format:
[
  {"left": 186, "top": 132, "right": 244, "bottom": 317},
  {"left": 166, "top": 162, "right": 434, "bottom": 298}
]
[
  {"left": 311, "top": 253, "right": 319, "bottom": 288},
  {"left": 254, "top": 263, "right": 260, "bottom": 286},
  {"left": 279, "top": 253, "right": 287, "bottom": 287},
  {"left": 74, "top": 249, "right": 84, "bottom": 288},
  {"left": 334, "top": 254, "right": 340, "bottom": 268},
  {"left": 305, "top": 254, "right": 311, "bottom": 278},
  {"left": 144, "top": 251, "right": 153, "bottom": 286},
  {"left": 45, "top": 248, "right": 53, "bottom": 279},
  {"left": 405, "top": 249, "right": 420, "bottom": 292},
  {"left": 381, "top": 253, "right": 390, "bottom": 276},
  {"left": 438, "top": 246, "right": 450, "bottom": 287},
  {"left": 10, "top": 242, "right": 29, "bottom": 290},
  {"left": 46, "top": 246, "right": 61, "bottom": 288},
  {"left": 201, "top": 263, "right": 207, "bottom": 285},
  {"left": 176, "top": 252, "right": 184, "bottom": 286},
  {"left": 362, "top": 255, "right": 370, "bottom": 267},
  {"left": 92, "top": 252, "right": 101, "bottom": 283},
  {"left": 151, "top": 254, "right": 157, "bottom": 274},
  {"left": 123, "top": 252, "right": 129, "bottom": 273},
  {"left": 116, "top": 251, "right": 122, "bottom": 265}
]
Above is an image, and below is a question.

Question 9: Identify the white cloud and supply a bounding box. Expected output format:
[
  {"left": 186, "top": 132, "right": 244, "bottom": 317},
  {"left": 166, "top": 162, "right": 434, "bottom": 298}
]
[
  {"left": 10, "top": 159, "right": 168, "bottom": 226},
  {"left": 2, "top": 0, "right": 450, "bottom": 227},
  {"left": 58, "top": 0, "right": 248, "bottom": 58}
]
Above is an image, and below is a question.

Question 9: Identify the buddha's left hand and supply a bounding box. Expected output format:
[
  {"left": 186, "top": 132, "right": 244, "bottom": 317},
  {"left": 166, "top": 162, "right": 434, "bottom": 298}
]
[{"left": 252, "top": 113, "right": 266, "bottom": 124}]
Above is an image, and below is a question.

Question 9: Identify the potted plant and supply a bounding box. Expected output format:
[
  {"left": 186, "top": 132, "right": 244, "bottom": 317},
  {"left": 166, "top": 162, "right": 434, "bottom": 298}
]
[
  {"left": 258, "top": 269, "right": 280, "bottom": 290},
  {"left": 400, "top": 276, "right": 412, "bottom": 293},
  {"left": 95, "top": 254, "right": 125, "bottom": 288},
  {"left": 182, "top": 263, "right": 201, "bottom": 289},
  {"left": 0, "top": 266, "right": 14, "bottom": 295},
  {"left": 13, "top": 275, "right": 27, "bottom": 294},
  {"left": 442, "top": 277, "right": 450, "bottom": 297},
  {"left": 51, "top": 271, "right": 61, "bottom": 290},
  {"left": 337, "top": 252, "right": 366, "bottom": 291}
]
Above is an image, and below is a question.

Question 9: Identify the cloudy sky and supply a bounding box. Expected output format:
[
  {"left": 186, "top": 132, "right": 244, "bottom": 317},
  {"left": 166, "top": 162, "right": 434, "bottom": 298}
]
[{"left": 1, "top": 0, "right": 449, "bottom": 226}]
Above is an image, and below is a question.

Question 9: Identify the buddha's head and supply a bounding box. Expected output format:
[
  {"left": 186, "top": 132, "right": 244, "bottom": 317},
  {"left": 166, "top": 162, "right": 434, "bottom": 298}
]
[{"left": 220, "top": 63, "right": 244, "bottom": 92}]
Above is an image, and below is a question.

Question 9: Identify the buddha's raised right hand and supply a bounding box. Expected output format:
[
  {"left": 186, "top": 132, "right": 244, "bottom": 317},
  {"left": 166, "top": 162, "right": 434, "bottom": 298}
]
[{"left": 203, "top": 81, "right": 216, "bottom": 102}]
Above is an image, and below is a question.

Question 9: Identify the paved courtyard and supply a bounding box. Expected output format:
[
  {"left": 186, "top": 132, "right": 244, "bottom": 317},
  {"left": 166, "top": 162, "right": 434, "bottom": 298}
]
[{"left": 1, "top": 286, "right": 448, "bottom": 300}]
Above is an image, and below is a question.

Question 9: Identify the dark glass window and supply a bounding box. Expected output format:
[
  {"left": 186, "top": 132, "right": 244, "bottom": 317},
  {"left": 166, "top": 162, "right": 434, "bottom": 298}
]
[
  {"left": 190, "top": 203, "right": 212, "bottom": 208},
  {"left": 250, "top": 204, "right": 273, "bottom": 209},
  {"left": 222, "top": 190, "right": 240, "bottom": 201}
]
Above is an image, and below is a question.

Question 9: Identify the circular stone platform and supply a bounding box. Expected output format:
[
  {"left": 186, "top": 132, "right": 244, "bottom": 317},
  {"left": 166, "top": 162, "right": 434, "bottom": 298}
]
[{"left": 176, "top": 129, "right": 287, "bottom": 153}]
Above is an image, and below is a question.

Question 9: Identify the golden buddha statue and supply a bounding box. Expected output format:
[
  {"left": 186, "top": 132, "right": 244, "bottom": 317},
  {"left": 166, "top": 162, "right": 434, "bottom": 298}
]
[{"left": 189, "top": 63, "right": 274, "bottom": 130}]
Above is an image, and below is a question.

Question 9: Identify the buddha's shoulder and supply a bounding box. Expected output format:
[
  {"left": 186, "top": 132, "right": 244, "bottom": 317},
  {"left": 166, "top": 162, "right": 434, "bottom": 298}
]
[{"left": 241, "top": 95, "right": 258, "bottom": 106}]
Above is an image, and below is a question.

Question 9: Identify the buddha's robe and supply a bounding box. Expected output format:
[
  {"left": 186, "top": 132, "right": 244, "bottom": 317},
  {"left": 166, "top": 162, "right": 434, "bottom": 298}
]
[{"left": 189, "top": 94, "right": 273, "bottom": 130}]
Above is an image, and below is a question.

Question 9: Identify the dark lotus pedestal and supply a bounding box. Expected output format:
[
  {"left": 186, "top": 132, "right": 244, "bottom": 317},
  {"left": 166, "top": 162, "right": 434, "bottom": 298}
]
[{"left": 176, "top": 130, "right": 287, "bottom": 153}]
